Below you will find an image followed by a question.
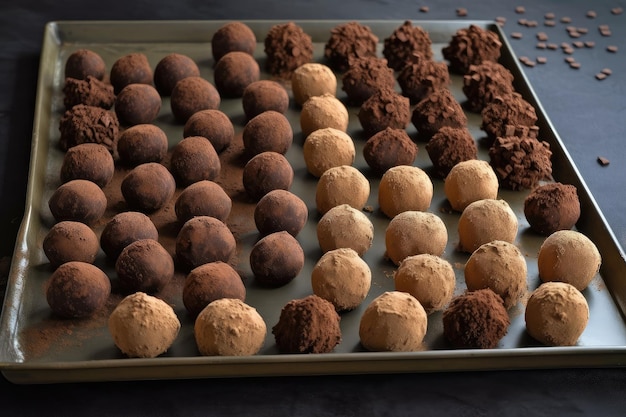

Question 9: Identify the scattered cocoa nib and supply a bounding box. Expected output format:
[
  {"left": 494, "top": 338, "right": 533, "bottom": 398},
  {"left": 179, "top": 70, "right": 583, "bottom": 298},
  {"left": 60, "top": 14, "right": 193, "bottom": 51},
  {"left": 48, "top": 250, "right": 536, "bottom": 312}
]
[{"left": 598, "top": 156, "right": 610, "bottom": 166}]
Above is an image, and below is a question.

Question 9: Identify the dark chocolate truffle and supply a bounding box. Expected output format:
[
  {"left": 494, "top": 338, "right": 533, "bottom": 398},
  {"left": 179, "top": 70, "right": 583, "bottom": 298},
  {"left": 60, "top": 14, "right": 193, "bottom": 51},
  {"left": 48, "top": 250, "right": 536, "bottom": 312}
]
[
  {"left": 462, "top": 61, "right": 515, "bottom": 112},
  {"left": 242, "top": 151, "right": 294, "bottom": 201},
  {"left": 426, "top": 126, "right": 478, "bottom": 178},
  {"left": 324, "top": 21, "right": 378, "bottom": 72},
  {"left": 254, "top": 189, "right": 308, "bottom": 237},
  {"left": 121, "top": 162, "right": 176, "bottom": 212},
  {"left": 524, "top": 183, "right": 581, "bottom": 235},
  {"left": 170, "top": 76, "right": 221, "bottom": 123},
  {"left": 242, "top": 110, "right": 293, "bottom": 156},
  {"left": 397, "top": 58, "right": 451, "bottom": 104},
  {"left": 175, "top": 216, "right": 236, "bottom": 272},
  {"left": 264, "top": 22, "right": 313, "bottom": 78},
  {"left": 175, "top": 180, "right": 232, "bottom": 224},
  {"left": 115, "top": 83, "right": 162, "bottom": 126},
  {"left": 358, "top": 87, "right": 411, "bottom": 137},
  {"left": 45, "top": 261, "right": 111, "bottom": 319},
  {"left": 341, "top": 57, "right": 396, "bottom": 105},
  {"left": 65, "top": 49, "right": 106, "bottom": 81},
  {"left": 182, "top": 261, "right": 246, "bottom": 318},
  {"left": 60, "top": 143, "right": 115, "bottom": 187},
  {"left": 48, "top": 179, "right": 107, "bottom": 225},
  {"left": 117, "top": 124, "right": 169, "bottom": 166},
  {"left": 63, "top": 76, "right": 115, "bottom": 110},
  {"left": 43, "top": 221, "right": 100, "bottom": 268},
  {"left": 481, "top": 92, "right": 538, "bottom": 143},
  {"left": 442, "top": 25, "right": 503, "bottom": 74},
  {"left": 115, "top": 239, "right": 174, "bottom": 294},
  {"left": 411, "top": 88, "right": 467, "bottom": 141},
  {"left": 363, "top": 127, "right": 418, "bottom": 175},
  {"left": 211, "top": 21, "right": 257, "bottom": 62},
  {"left": 249, "top": 231, "right": 304, "bottom": 287},
  {"left": 183, "top": 109, "right": 234, "bottom": 153},
  {"left": 109, "top": 53, "right": 153, "bottom": 94},
  {"left": 100, "top": 211, "right": 159, "bottom": 261},
  {"left": 153, "top": 53, "right": 200, "bottom": 96},
  {"left": 58, "top": 104, "right": 119, "bottom": 152},
  {"left": 242, "top": 80, "right": 289, "bottom": 120},
  {"left": 213, "top": 51, "right": 260, "bottom": 97},
  {"left": 170, "top": 136, "right": 221, "bottom": 187},
  {"left": 383, "top": 21, "right": 433, "bottom": 71}
]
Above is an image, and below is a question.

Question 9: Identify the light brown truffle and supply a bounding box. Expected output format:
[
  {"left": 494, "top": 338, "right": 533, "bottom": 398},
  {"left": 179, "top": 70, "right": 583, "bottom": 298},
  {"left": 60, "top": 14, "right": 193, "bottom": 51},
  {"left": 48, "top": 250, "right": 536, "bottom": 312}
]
[
  {"left": 458, "top": 199, "right": 518, "bottom": 253},
  {"left": 385, "top": 210, "right": 448, "bottom": 265},
  {"left": 303, "top": 128, "right": 355, "bottom": 178},
  {"left": 444, "top": 159, "right": 499, "bottom": 212},
  {"left": 317, "top": 204, "right": 374, "bottom": 256},
  {"left": 315, "top": 165, "right": 370, "bottom": 214},
  {"left": 291, "top": 63, "right": 337, "bottom": 106},
  {"left": 300, "top": 93, "right": 349, "bottom": 137},
  {"left": 378, "top": 165, "right": 433, "bottom": 218}
]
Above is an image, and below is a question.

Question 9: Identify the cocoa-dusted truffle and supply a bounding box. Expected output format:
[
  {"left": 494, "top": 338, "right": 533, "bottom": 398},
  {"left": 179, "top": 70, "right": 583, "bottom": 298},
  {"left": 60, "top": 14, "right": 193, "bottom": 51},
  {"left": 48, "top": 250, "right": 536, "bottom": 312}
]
[
  {"left": 397, "top": 58, "right": 451, "bottom": 104},
  {"left": 341, "top": 57, "right": 396, "bottom": 105},
  {"left": 48, "top": 179, "right": 107, "bottom": 225},
  {"left": 524, "top": 182, "right": 580, "bottom": 235},
  {"left": 442, "top": 24, "right": 502, "bottom": 74},
  {"left": 213, "top": 51, "right": 260, "bottom": 97},
  {"left": 254, "top": 189, "right": 308, "bottom": 237},
  {"left": 324, "top": 21, "right": 378, "bottom": 72},
  {"left": 115, "top": 83, "right": 161, "bottom": 126},
  {"left": 300, "top": 93, "right": 349, "bottom": 137},
  {"left": 117, "top": 124, "right": 168, "bottom": 167},
  {"left": 43, "top": 221, "right": 100, "bottom": 268},
  {"left": 115, "top": 239, "right": 174, "bottom": 294},
  {"left": 272, "top": 295, "right": 341, "bottom": 354},
  {"left": 211, "top": 21, "right": 257, "bottom": 62},
  {"left": 170, "top": 136, "right": 221, "bottom": 187},
  {"left": 378, "top": 165, "right": 433, "bottom": 219},
  {"left": 175, "top": 216, "right": 236, "bottom": 272},
  {"left": 65, "top": 49, "right": 106, "bottom": 81},
  {"left": 63, "top": 76, "right": 115, "bottom": 110},
  {"left": 58, "top": 104, "right": 119, "bottom": 152},
  {"left": 109, "top": 53, "right": 153, "bottom": 94},
  {"left": 481, "top": 92, "right": 538, "bottom": 143},
  {"left": 242, "top": 151, "right": 294, "bottom": 201},
  {"left": 45, "top": 261, "right": 111, "bottom": 319},
  {"left": 100, "top": 211, "right": 159, "bottom": 261},
  {"left": 383, "top": 21, "right": 433, "bottom": 71},
  {"left": 302, "top": 127, "right": 355, "bottom": 178},
  {"left": 444, "top": 159, "right": 499, "bottom": 212},
  {"left": 462, "top": 61, "right": 515, "bottom": 112},
  {"left": 242, "top": 110, "right": 293, "bottom": 156},
  {"left": 425, "top": 126, "right": 478, "bottom": 178},
  {"left": 175, "top": 180, "right": 232, "bottom": 224},
  {"left": 121, "top": 162, "right": 176, "bottom": 212},
  {"left": 242, "top": 80, "right": 289, "bottom": 120},
  {"left": 363, "top": 127, "right": 418, "bottom": 175},
  {"left": 183, "top": 261, "right": 246, "bottom": 317},
  {"left": 315, "top": 165, "right": 370, "bottom": 215},
  {"left": 358, "top": 87, "right": 411, "bottom": 137},
  {"left": 291, "top": 63, "right": 337, "bottom": 106},
  {"left": 458, "top": 199, "right": 518, "bottom": 253},
  {"left": 60, "top": 143, "right": 114, "bottom": 187},
  {"left": 385, "top": 210, "right": 448, "bottom": 265},
  {"left": 317, "top": 204, "right": 374, "bottom": 256},
  {"left": 183, "top": 109, "right": 234, "bottom": 153},
  {"left": 153, "top": 53, "right": 200, "bottom": 96},
  {"left": 264, "top": 22, "right": 313, "bottom": 78},
  {"left": 170, "top": 76, "right": 221, "bottom": 123},
  {"left": 411, "top": 88, "right": 467, "bottom": 141},
  {"left": 250, "top": 231, "right": 304, "bottom": 287}
]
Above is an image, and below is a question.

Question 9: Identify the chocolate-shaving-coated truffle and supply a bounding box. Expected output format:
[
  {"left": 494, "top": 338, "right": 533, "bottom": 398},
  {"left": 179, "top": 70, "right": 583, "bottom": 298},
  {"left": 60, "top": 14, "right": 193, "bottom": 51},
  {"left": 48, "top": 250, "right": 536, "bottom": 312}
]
[
  {"left": 254, "top": 189, "right": 308, "bottom": 237},
  {"left": 43, "top": 221, "right": 100, "bottom": 268},
  {"left": 212, "top": 21, "right": 257, "bottom": 62},
  {"left": 117, "top": 124, "right": 168, "bottom": 166},
  {"left": 383, "top": 21, "right": 433, "bottom": 71},
  {"left": 242, "top": 80, "right": 290, "bottom": 119},
  {"left": 243, "top": 151, "right": 294, "bottom": 201},
  {"left": 242, "top": 110, "right": 293, "bottom": 156},
  {"left": 411, "top": 88, "right": 467, "bottom": 141},
  {"left": 341, "top": 57, "right": 396, "bottom": 105},
  {"left": 59, "top": 104, "right": 119, "bottom": 152},
  {"left": 363, "top": 127, "right": 418, "bottom": 175},
  {"left": 397, "top": 58, "right": 451, "bottom": 104},
  {"left": 291, "top": 63, "right": 337, "bottom": 106},
  {"left": 442, "top": 25, "right": 502, "bottom": 74},
  {"left": 115, "top": 239, "right": 174, "bottom": 294},
  {"left": 250, "top": 231, "right": 304, "bottom": 287},
  {"left": 488, "top": 135, "right": 552, "bottom": 190},
  {"left": 48, "top": 179, "right": 107, "bottom": 225},
  {"left": 183, "top": 109, "right": 234, "bottom": 153},
  {"left": 175, "top": 216, "right": 236, "bottom": 272},
  {"left": 60, "top": 143, "right": 114, "bottom": 187},
  {"left": 109, "top": 53, "right": 153, "bottom": 94},
  {"left": 214, "top": 51, "right": 260, "bottom": 97},
  {"left": 170, "top": 76, "right": 221, "bottom": 123},
  {"left": 175, "top": 180, "right": 232, "bottom": 224},
  {"left": 121, "top": 162, "right": 176, "bottom": 212},
  {"left": 183, "top": 261, "right": 246, "bottom": 318},
  {"left": 100, "top": 211, "right": 159, "bottom": 260},
  {"left": 524, "top": 182, "right": 580, "bottom": 235},
  {"left": 481, "top": 92, "right": 538, "bottom": 142},
  {"left": 63, "top": 76, "right": 115, "bottom": 110},
  {"left": 425, "top": 126, "right": 478, "bottom": 178},
  {"left": 358, "top": 87, "right": 411, "bottom": 137},
  {"left": 115, "top": 83, "right": 162, "bottom": 126},
  {"left": 462, "top": 61, "right": 515, "bottom": 112},
  {"left": 170, "top": 136, "right": 221, "bottom": 187},
  {"left": 264, "top": 22, "right": 313, "bottom": 78},
  {"left": 324, "top": 21, "right": 378, "bottom": 72},
  {"left": 153, "top": 53, "right": 200, "bottom": 96},
  {"left": 65, "top": 49, "right": 106, "bottom": 81}
]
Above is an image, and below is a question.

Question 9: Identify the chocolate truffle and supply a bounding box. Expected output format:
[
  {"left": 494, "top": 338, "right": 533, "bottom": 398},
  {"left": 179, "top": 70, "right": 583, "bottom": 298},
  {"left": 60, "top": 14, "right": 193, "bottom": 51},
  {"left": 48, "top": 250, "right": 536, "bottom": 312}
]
[
  {"left": 524, "top": 182, "right": 581, "bottom": 235},
  {"left": 465, "top": 240, "right": 527, "bottom": 309},
  {"left": 411, "top": 88, "right": 467, "bottom": 141},
  {"left": 378, "top": 165, "right": 433, "bottom": 219},
  {"left": 324, "top": 21, "right": 378, "bottom": 72},
  {"left": 60, "top": 143, "right": 115, "bottom": 187},
  {"left": 211, "top": 21, "right": 257, "bottom": 62},
  {"left": 291, "top": 63, "right": 337, "bottom": 106},
  {"left": 442, "top": 25, "right": 502, "bottom": 74},
  {"left": 48, "top": 179, "right": 107, "bottom": 225},
  {"left": 121, "top": 162, "right": 176, "bottom": 212},
  {"left": 525, "top": 282, "right": 589, "bottom": 346},
  {"left": 363, "top": 127, "right": 418, "bottom": 175},
  {"left": 183, "top": 109, "right": 234, "bottom": 153},
  {"left": 213, "top": 51, "right": 260, "bottom": 97},
  {"left": 397, "top": 58, "right": 451, "bottom": 104},
  {"left": 242, "top": 151, "right": 294, "bottom": 201},
  {"left": 170, "top": 76, "right": 221, "bottom": 123},
  {"left": 242, "top": 110, "right": 293, "bottom": 156},
  {"left": 250, "top": 231, "right": 304, "bottom": 287},
  {"left": 458, "top": 199, "right": 518, "bottom": 253},
  {"left": 117, "top": 124, "right": 168, "bottom": 166},
  {"left": 425, "top": 126, "right": 478, "bottom": 178},
  {"left": 254, "top": 189, "right": 308, "bottom": 237},
  {"left": 385, "top": 210, "right": 448, "bottom": 265},
  {"left": 341, "top": 57, "right": 396, "bottom": 105},
  {"left": 537, "top": 230, "right": 601, "bottom": 291},
  {"left": 63, "top": 76, "right": 115, "bottom": 110},
  {"left": 302, "top": 127, "right": 355, "bottom": 178},
  {"left": 444, "top": 159, "right": 499, "bottom": 212},
  {"left": 115, "top": 83, "right": 161, "bottom": 126},
  {"left": 359, "top": 291, "right": 427, "bottom": 352},
  {"left": 153, "top": 53, "right": 200, "bottom": 96},
  {"left": 242, "top": 80, "right": 290, "bottom": 120},
  {"left": 481, "top": 92, "right": 538, "bottom": 143},
  {"left": 462, "top": 61, "right": 515, "bottom": 112},
  {"left": 183, "top": 261, "right": 246, "bottom": 318},
  {"left": 45, "top": 261, "right": 111, "bottom": 319},
  {"left": 311, "top": 248, "right": 372, "bottom": 311},
  {"left": 272, "top": 295, "right": 341, "bottom": 354},
  {"left": 65, "top": 49, "right": 106, "bottom": 81},
  {"left": 383, "top": 21, "right": 433, "bottom": 71},
  {"left": 109, "top": 53, "right": 153, "bottom": 94},
  {"left": 442, "top": 289, "right": 510, "bottom": 349},
  {"left": 300, "top": 93, "right": 349, "bottom": 137},
  {"left": 115, "top": 239, "right": 174, "bottom": 294},
  {"left": 315, "top": 165, "right": 370, "bottom": 215},
  {"left": 100, "top": 211, "right": 159, "bottom": 261},
  {"left": 170, "top": 136, "right": 221, "bottom": 187},
  {"left": 264, "top": 22, "right": 313, "bottom": 78},
  {"left": 58, "top": 104, "right": 119, "bottom": 152},
  {"left": 358, "top": 87, "right": 411, "bottom": 137},
  {"left": 175, "top": 180, "right": 232, "bottom": 224},
  {"left": 43, "top": 221, "right": 100, "bottom": 268},
  {"left": 317, "top": 204, "right": 374, "bottom": 256},
  {"left": 175, "top": 216, "right": 236, "bottom": 272}
]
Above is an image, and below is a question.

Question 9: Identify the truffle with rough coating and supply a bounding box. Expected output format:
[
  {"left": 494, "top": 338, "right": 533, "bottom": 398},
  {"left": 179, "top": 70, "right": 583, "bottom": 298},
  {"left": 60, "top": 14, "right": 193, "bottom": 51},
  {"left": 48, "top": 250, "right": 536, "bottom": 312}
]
[
  {"left": 63, "top": 76, "right": 115, "bottom": 110},
  {"left": 48, "top": 179, "right": 107, "bottom": 225},
  {"left": 341, "top": 57, "right": 396, "bottom": 105},
  {"left": 426, "top": 126, "right": 478, "bottom": 178},
  {"left": 211, "top": 21, "right": 257, "bottom": 62},
  {"left": 317, "top": 204, "right": 374, "bottom": 256},
  {"left": 183, "top": 261, "right": 246, "bottom": 318},
  {"left": 183, "top": 109, "right": 234, "bottom": 153},
  {"left": 363, "top": 127, "right": 418, "bottom": 175},
  {"left": 213, "top": 51, "right": 260, "bottom": 97},
  {"left": 117, "top": 124, "right": 168, "bottom": 166},
  {"left": 175, "top": 180, "right": 232, "bottom": 224},
  {"left": 121, "top": 162, "right": 176, "bottom": 212},
  {"left": 444, "top": 159, "right": 499, "bottom": 212},
  {"left": 60, "top": 143, "right": 114, "bottom": 187},
  {"left": 242, "top": 110, "right": 293, "bottom": 156},
  {"left": 250, "top": 231, "right": 304, "bottom": 287},
  {"left": 264, "top": 22, "right": 313, "bottom": 78},
  {"left": 58, "top": 104, "right": 119, "bottom": 153},
  {"left": 411, "top": 88, "right": 467, "bottom": 141},
  {"left": 324, "top": 21, "right": 378, "bottom": 72},
  {"left": 291, "top": 63, "right": 337, "bottom": 106},
  {"left": 383, "top": 21, "right": 433, "bottom": 71},
  {"left": 315, "top": 165, "right": 370, "bottom": 214},
  {"left": 170, "top": 136, "right": 221, "bottom": 187},
  {"left": 100, "top": 211, "right": 159, "bottom": 261},
  {"left": 242, "top": 80, "right": 289, "bottom": 119},
  {"left": 481, "top": 92, "right": 538, "bottom": 143},
  {"left": 170, "top": 76, "right": 221, "bottom": 123},
  {"left": 385, "top": 210, "right": 448, "bottom": 265},
  {"left": 442, "top": 25, "right": 502, "bottom": 74},
  {"left": 109, "top": 53, "right": 153, "bottom": 94},
  {"left": 397, "top": 58, "right": 450, "bottom": 104},
  {"left": 43, "top": 221, "right": 100, "bottom": 268},
  {"left": 489, "top": 134, "right": 552, "bottom": 191},
  {"left": 358, "top": 87, "right": 411, "bottom": 137},
  {"left": 65, "top": 49, "right": 106, "bottom": 81},
  {"left": 524, "top": 182, "right": 580, "bottom": 235},
  {"left": 175, "top": 216, "right": 236, "bottom": 272},
  {"left": 462, "top": 61, "right": 515, "bottom": 112},
  {"left": 300, "top": 93, "right": 349, "bottom": 137},
  {"left": 243, "top": 151, "right": 294, "bottom": 201},
  {"left": 154, "top": 53, "right": 200, "bottom": 96},
  {"left": 115, "top": 239, "right": 174, "bottom": 294},
  {"left": 254, "top": 189, "right": 308, "bottom": 237},
  {"left": 378, "top": 165, "right": 433, "bottom": 218},
  {"left": 458, "top": 199, "right": 518, "bottom": 253},
  {"left": 303, "top": 127, "right": 355, "bottom": 178}
]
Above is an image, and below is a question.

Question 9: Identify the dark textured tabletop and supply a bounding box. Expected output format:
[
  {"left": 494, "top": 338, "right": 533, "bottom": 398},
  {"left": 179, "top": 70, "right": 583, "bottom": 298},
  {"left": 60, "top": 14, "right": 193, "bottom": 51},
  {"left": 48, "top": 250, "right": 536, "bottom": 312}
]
[{"left": 1, "top": 0, "right": 626, "bottom": 415}]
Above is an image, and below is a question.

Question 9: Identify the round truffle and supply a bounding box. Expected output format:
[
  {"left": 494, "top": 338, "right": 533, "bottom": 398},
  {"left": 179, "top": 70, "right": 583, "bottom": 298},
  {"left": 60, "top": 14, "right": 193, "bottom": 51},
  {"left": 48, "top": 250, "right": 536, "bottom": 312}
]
[
  {"left": 213, "top": 51, "right": 260, "bottom": 97},
  {"left": 60, "top": 143, "right": 114, "bottom": 187},
  {"left": 58, "top": 104, "right": 119, "bottom": 153},
  {"left": 109, "top": 53, "right": 153, "bottom": 94},
  {"left": 385, "top": 210, "right": 448, "bottom": 265},
  {"left": 63, "top": 76, "right": 115, "bottom": 110},
  {"left": 242, "top": 80, "right": 289, "bottom": 120},
  {"left": 303, "top": 127, "right": 355, "bottom": 178},
  {"left": 324, "top": 21, "right": 378, "bottom": 72},
  {"left": 242, "top": 151, "right": 294, "bottom": 201},
  {"left": 170, "top": 76, "right": 221, "bottom": 123},
  {"left": 341, "top": 57, "right": 396, "bottom": 105},
  {"left": 43, "top": 221, "right": 100, "bottom": 268},
  {"left": 291, "top": 63, "right": 337, "bottom": 106},
  {"left": 65, "top": 49, "right": 106, "bottom": 81},
  {"left": 115, "top": 83, "right": 161, "bottom": 126},
  {"left": 481, "top": 92, "right": 538, "bottom": 143},
  {"left": 411, "top": 88, "right": 467, "bottom": 141},
  {"left": 115, "top": 239, "right": 174, "bottom": 294},
  {"left": 254, "top": 189, "right": 308, "bottom": 237},
  {"left": 242, "top": 110, "right": 293, "bottom": 156},
  {"left": 444, "top": 159, "right": 499, "bottom": 212},
  {"left": 315, "top": 165, "right": 370, "bottom": 215},
  {"left": 183, "top": 261, "right": 246, "bottom": 318},
  {"left": 462, "top": 61, "right": 515, "bottom": 112},
  {"left": 175, "top": 180, "right": 232, "bottom": 224},
  {"left": 524, "top": 182, "right": 580, "bottom": 236},
  {"left": 378, "top": 165, "right": 433, "bottom": 219},
  {"left": 397, "top": 58, "right": 451, "bottom": 104},
  {"left": 250, "top": 231, "right": 305, "bottom": 287},
  {"left": 45, "top": 261, "right": 111, "bottom": 319},
  {"left": 458, "top": 199, "right": 518, "bottom": 253},
  {"left": 175, "top": 216, "right": 236, "bottom": 272},
  {"left": 358, "top": 87, "right": 411, "bottom": 137},
  {"left": 211, "top": 21, "right": 257, "bottom": 62},
  {"left": 264, "top": 22, "right": 313, "bottom": 78},
  {"left": 117, "top": 124, "right": 168, "bottom": 166},
  {"left": 383, "top": 21, "right": 434, "bottom": 71},
  {"left": 121, "top": 162, "right": 176, "bottom": 212},
  {"left": 363, "top": 127, "right": 418, "bottom": 175},
  {"left": 359, "top": 291, "right": 427, "bottom": 352},
  {"left": 317, "top": 204, "right": 374, "bottom": 256},
  {"left": 442, "top": 24, "right": 503, "bottom": 74},
  {"left": 153, "top": 53, "right": 200, "bottom": 96},
  {"left": 48, "top": 179, "right": 107, "bottom": 225},
  {"left": 100, "top": 211, "right": 159, "bottom": 261},
  {"left": 170, "top": 136, "right": 221, "bottom": 187},
  {"left": 183, "top": 109, "right": 234, "bottom": 153},
  {"left": 426, "top": 126, "right": 478, "bottom": 178},
  {"left": 300, "top": 93, "right": 349, "bottom": 137}
]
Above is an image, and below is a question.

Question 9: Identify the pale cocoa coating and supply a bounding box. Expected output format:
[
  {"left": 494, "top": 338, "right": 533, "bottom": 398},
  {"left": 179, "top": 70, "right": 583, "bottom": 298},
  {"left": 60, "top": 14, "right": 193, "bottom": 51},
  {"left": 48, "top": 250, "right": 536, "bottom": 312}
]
[
  {"left": 183, "top": 109, "right": 234, "bottom": 153},
  {"left": 242, "top": 110, "right": 293, "bottom": 156},
  {"left": 153, "top": 53, "right": 200, "bottom": 96},
  {"left": 254, "top": 189, "right": 308, "bottom": 237},
  {"left": 121, "top": 162, "right": 176, "bottom": 213},
  {"left": 214, "top": 51, "right": 260, "bottom": 97},
  {"left": 383, "top": 21, "right": 433, "bottom": 71},
  {"left": 115, "top": 239, "right": 174, "bottom": 294},
  {"left": 341, "top": 57, "right": 396, "bottom": 105},
  {"left": 442, "top": 25, "right": 502, "bottom": 74},
  {"left": 117, "top": 124, "right": 168, "bottom": 166},
  {"left": 302, "top": 127, "right": 355, "bottom": 178},
  {"left": 291, "top": 63, "right": 337, "bottom": 106},
  {"left": 250, "top": 231, "right": 304, "bottom": 287},
  {"left": 58, "top": 104, "right": 119, "bottom": 153},
  {"left": 175, "top": 180, "right": 232, "bottom": 224},
  {"left": 242, "top": 151, "right": 294, "bottom": 201},
  {"left": 63, "top": 76, "right": 115, "bottom": 110},
  {"left": 170, "top": 76, "right": 221, "bottom": 123},
  {"left": 362, "top": 127, "right": 418, "bottom": 176},
  {"left": 425, "top": 126, "right": 478, "bottom": 179},
  {"left": 242, "top": 80, "right": 290, "bottom": 119},
  {"left": 114, "top": 83, "right": 162, "bottom": 126},
  {"left": 43, "top": 221, "right": 100, "bottom": 268},
  {"left": 317, "top": 204, "right": 374, "bottom": 256},
  {"left": 444, "top": 159, "right": 499, "bottom": 212},
  {"left": 378, "top": 165, "right": 433, "bottom": 219},
  {"left": 358, "top": 87, "right": 411, "bottom": 137},
  {"left": 48, "top": 179, "right": 107, "bottom": 226},
  {"left": 457, "top": 199, "right": 518, "bottom": 253},
  {"left": 300, "top": 93, "right": 349, "bottom": 137},
  {"left": 183, "top": 261, "right": 246, "bottom": 318},
  {"left": 175, "top": 216, "right": 236, "bottom": 272},
  {"left": 100, "top": 211, "right": 159, "bottom": 261},
  {"left": 385, "top": 210, "right": 448, "bottom": 265},
  {"left": 65, "top": 49, "right": 106, "bottom": 81},
  {"left": 60, "top": 143, "right": 114, "bottom": 187},
  {"left": 397, "top": 58, "right": 450, "bottom": 104},
  {"left": 264, "top": 22, "right": 314, "bottom": 78},
  {"left": 524, "top": 183, "right": 580, "bottom": 235},
  {"left": 109, "top": 53, "right": 153, "bottom": 94},
  {"left": 170, "top": 136, "right": 221, "bottom": 187},
  {"left": 324, "top": 21, "right": 378, "bottom": 72},
  {"left": 315, "top": 165, "right": 370, "bottom": 215},
  {"left": 211, "top": 21, "right": 257, "bottom": 62}
]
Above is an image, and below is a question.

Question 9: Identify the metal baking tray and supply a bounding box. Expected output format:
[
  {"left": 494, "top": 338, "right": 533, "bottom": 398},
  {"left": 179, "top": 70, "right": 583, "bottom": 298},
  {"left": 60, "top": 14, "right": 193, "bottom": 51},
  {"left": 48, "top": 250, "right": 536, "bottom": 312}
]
[{"left": 2, "top": 20, "right": 626, "bottom": 384}]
